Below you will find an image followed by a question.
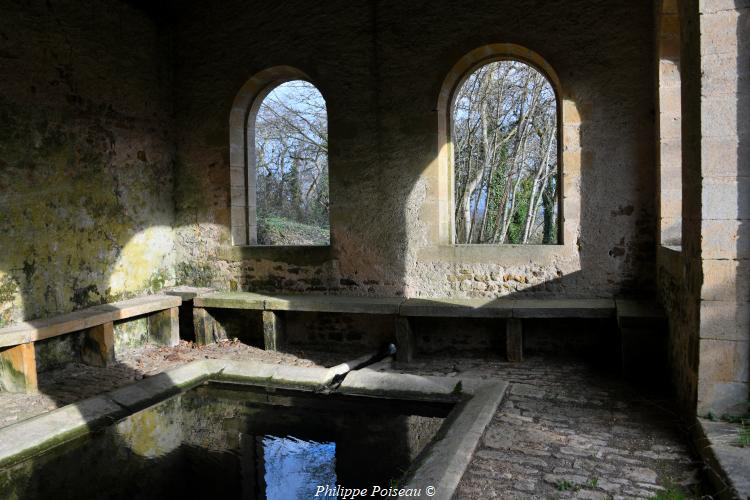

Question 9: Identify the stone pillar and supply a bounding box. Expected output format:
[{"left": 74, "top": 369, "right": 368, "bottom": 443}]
[
  {"left": 149, "top": 307, "right": 180, "bottom": 347},
  {"left": 695, "top": 2, "right": 750, "bottom": 416},
  {"left": 506, "top": 318, "right": 523, "bottom": 362},
  {"left": 395, "top": 317, "right": 415, "bottom": 363},
  {"left": 193, "top": 307, "right": 225, "bottom": 345}
]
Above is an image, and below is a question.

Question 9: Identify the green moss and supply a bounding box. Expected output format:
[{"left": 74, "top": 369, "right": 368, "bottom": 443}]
[
  {"left": 0, "top": 354, "right": 30, "bottom": 392},
  {"left": 114, "top": 318, "right": 149, "bottom": 354},
  {"left": 451, "top": 380, "right": 463, "bottom": 395},
  {"left": 148, "top": 268, "right": 170, "bottom": 292},
  {"left": 0, "top": 92, "right": 175, "bottom": 320},
  {"left": 0, "top": 277, "right": 18, "bottom": 303},
  {"left": 176, "top": 262, "right": 216, "bottom": 288}
]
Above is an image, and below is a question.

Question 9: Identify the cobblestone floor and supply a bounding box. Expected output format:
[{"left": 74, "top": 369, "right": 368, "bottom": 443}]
[
  {"left": 388, "top": 355, "right": 703, "bottom": 500},
  {"left": 0, "top": 344, "right": 703, "bottom": 499}
]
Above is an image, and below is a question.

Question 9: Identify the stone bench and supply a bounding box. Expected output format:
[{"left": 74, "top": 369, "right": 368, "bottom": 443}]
[
  {"left": 397, "top": 298, "right": 617, "bottom": 363},
  {"left": 192, "top": 292, "right": 621, "bottom": 363},
  {"left": 615, "top": 298, "right": 668, "bottom": 380},
  {"left": 0, "top": 294, "right": 181, "bottom": 393},
  {"left": 192, "top": 292, "right": 404, "bottom": 350}
]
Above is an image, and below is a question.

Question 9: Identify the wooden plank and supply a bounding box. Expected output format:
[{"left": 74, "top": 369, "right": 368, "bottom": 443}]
[
  {"left": 0, "top": 295, "right": 182, "bottom": 348},
  {"left": 103, "top": 295, "right": 182, "bottom": 320},
  {"left": 149, "top": 307, "right": 180, "bottom": 347},
  {"left": 193, "top": 292, "right": 267, "bottom": 310},
  {"left": 400, "top": 298, "right": 513, "bottom": 318},
  {"left": 395, "top": 317, "right": 416, "bottom": 363},
  {"left": 81, "top": 322, "right": 115, "bottom": 368},
  {"left": 0, "top": 343, "right": 38, "bottom": 393},
  {"left": 262, "top": 311, "right": 285, "bottom": 351},
  {"left": 263, "top": 295, "right": 404, "bottom": 314},
  {"left": 506, "top": 319, "right": 523, "bottom": 362}
]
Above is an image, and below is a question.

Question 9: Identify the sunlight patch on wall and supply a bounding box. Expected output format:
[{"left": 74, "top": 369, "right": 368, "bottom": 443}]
[{"left": 109, "top": 226, "right": 174, "bottom": 296}]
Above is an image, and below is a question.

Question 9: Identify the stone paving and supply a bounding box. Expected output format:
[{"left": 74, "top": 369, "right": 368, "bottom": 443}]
[
  {"left": 388, "top": 355, "right": 703, "bottom": 500},
  {"left": 0, "top": 343, "right": 704, "bottom": 499}
]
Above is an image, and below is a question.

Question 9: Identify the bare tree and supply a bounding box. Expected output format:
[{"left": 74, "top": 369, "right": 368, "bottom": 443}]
[
  {"left": 453, "top": 61, "right": 558, "bottom": 245},
  {"left": 254, "top": 81, "right": 329, "bottom": 245}
]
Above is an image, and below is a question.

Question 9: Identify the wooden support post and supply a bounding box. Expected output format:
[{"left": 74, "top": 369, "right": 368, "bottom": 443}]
[
  {"left": 506, "top": 318, "right": 523, "bottom": 362},
  {"left": 193, "top": 307, "right": 225, "bottom": 345},
  {"left": 262, "top": 310, "right": 285, "bottom": 351},
  {"left": 0, "top": 343, "right": 38, "bottom": 393},
  {"left": 395, "top": 317, "right": 416, "bottom": 363},
  {"left": 81, "top": 321, "right": 115, "bottom": 367},
  {"left": 149, "top": 307, "right": 180, "bottom": 347}
]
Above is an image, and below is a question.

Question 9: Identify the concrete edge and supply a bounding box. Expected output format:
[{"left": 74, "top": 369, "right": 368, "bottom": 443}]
[
  {"left": 339, "top": 368, "right": 485, "bottom": 401},
  {"left": 399, "top": 381, "right": 508, "bottom": 500},
  {"left": 0, "top": 357, "right": 506, "bottom": 496},
  {"left": 0, "top": 396, "right": 127, "bottom": 469},
  {"left": 693, "top": 417, "right": 750, "bottom": 500},
  {"left": 106, "top": 359, "right": 218, "bottom": 412},
  {"left": 0, "top": 359, "right": 220, "bottom": 469}
]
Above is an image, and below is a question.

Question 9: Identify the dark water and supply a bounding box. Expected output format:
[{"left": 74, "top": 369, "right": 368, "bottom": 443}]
[{"left": 0, "top": 383, "right": 452, "bottom": 500}]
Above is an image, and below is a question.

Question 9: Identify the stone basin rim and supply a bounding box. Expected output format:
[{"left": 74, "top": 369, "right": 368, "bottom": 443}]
[{"left": 0, "top": 358, "right": 507, "bottom": 500}]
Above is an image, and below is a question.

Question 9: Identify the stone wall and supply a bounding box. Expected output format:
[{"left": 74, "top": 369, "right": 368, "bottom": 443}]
[
  {"left": 657, "top": 0, "right": 703, "bottom": 418},
  {"left": 172, "top": 0, "right": 657, "bottom": 300},
  {"left": 658, "top": 0, "right": 750, "bottom": 417},
  {"left": 2, "top": 0, "right": 745, "bottom": 417},
  {"left": 0, "top": 0, "right": 176, "bottom": 328},
  {"left": 695, "top": 0, "right": 749, "bottom": 416}
]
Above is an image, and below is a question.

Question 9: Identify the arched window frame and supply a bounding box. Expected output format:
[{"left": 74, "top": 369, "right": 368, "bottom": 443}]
[
  {"left": 229, "top": 66, "right": 329, "bottom": 246},
  {"left": 436, "top": 44, "right": 574, "bottom": 249}
]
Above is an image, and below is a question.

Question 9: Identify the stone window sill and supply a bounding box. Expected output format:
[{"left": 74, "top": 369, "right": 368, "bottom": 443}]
[{"left": 419, "top": 243, "right": 573, "bottom": 265}]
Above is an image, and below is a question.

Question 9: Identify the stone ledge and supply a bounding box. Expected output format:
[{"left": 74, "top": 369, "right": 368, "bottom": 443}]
[
  {"left": 0, "top": 357, "right": 507, "bottom": 500},
  {"left": 695, "top": 417, "right": 750, "bottom": 500}
]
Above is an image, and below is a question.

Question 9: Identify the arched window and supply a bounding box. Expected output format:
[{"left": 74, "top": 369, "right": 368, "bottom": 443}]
[
  {"left": 657, "top": 0, "right": 682, "bottom": 249},
  {"left": 254, "top": 81, "right": 329, "bottom": 245},
  {"left": 229, "top": 68, "right": 329, "bottom": 246},
  {"left": 451, "top": 59, "right": 560, "bottom": 245}
]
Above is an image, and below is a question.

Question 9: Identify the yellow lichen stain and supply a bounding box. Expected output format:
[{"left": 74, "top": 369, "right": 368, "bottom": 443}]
[
  {"left": 109, "top": 226, "right": 173, "bottom": 295},
  {"left": 116, "top": 402, "right": 180, "bottom": 458},
  {"left": 0, "top": 273, "right": 22, "bottom": 327}
]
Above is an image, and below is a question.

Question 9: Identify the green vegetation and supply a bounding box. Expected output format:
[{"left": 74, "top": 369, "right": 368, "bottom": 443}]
[
  {"left": 451, "top": 380, "right": 463, "bottom": 395},
  {"left": 254, "top": 80, "right": 330, "bottom": 246},
  {"left": 453, "top": 60, "right": 558, "bottom": 244},
  {"left": 650, "top": 487, "right": 686, "bottom": 500},
  {"left": 556, "top": 479, "right": 574, "bottom": 491},
  {"left": 719, "top": 403, "right": 750, "bottom": 447},
  {"left": 740, "top": 422, "right": 750, "bottom": 448},
  {"left": 257, "top": 216, "right": 329, "bottom": 246}
]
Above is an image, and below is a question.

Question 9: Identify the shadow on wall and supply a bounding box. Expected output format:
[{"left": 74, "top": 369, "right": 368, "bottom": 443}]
[
  {"left": 740, "top": 0, "right": 750, "bottom": 415},
  {"left": 397, "top": 41, "right": 655, "bottom": 299},
  {"left": 0, "top": 0, "right": 661, "bottom": 431}
]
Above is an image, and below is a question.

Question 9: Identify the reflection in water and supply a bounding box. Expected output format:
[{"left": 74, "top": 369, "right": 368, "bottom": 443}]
[
  {"left": 0, "top": 383, "right": 451, "bottom": 500},
  {"left": 262, "top": 436, "right": 336, "bottom": 500}
]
